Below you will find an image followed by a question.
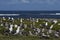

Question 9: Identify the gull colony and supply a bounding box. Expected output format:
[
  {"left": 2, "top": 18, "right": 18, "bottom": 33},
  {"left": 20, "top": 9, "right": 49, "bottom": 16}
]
[{"left": 0, "top": 17, "right": 60, "bottom": 38}]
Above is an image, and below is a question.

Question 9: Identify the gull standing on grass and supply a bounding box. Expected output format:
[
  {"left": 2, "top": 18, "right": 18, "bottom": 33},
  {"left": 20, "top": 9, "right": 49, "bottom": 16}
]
[{"left": 9, "top": 24, "right": 13, "bottom": 33}]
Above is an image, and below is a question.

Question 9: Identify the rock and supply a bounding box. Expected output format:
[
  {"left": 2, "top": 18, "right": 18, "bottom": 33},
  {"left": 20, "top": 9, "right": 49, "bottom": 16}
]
[
  {"left": 54, "top": 31, "right": 59, "bottom": 38},
  {"left": 42, "top": 33, "right": 50, "bottom": 39},
  {"left": 29, "top": 31, "right": 33, "bottom": 36},
  {"left": 42, "top": 28, "right": 45, "bottom": 32},
  {"left": 36, "top": 28, "right": 40, "bottom": 33},
  {"left": 48, "top": 29, "right": 52, "bottom": 33},
  {"left": 55, "top": 33, "right": 59, "bottom": 38},
  {"left": 24, "top": 24, "right": 27, "bottom": 28}
]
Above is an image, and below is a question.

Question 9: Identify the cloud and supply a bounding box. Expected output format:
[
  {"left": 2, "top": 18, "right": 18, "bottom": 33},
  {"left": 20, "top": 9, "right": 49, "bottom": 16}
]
[
  {"left": 21, "top": 0, "right": 30, "bottom": 3},
  {"left": 0, "top": 0, "right": 30, "bottom": 4},
  {"left": 20, "top": 0, "right": 57, "bottom": 4},
  {"left": 0, "top": 0, "right": 59, "bottom": 4}
]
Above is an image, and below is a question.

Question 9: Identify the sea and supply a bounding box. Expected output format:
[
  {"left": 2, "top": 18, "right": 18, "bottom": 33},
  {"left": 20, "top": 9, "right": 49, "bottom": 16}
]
[{"left": 0, "top": 11, "right": 60, "bottom": 18}]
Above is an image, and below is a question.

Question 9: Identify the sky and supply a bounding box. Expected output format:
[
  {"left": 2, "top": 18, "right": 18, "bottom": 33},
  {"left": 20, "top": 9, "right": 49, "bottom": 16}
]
[{"left": 0, "top": 0, "right": 60, "bottom": 11}]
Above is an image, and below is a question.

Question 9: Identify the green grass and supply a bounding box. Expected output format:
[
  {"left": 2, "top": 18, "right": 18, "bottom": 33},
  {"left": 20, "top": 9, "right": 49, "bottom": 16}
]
[
  {"left": 0, "top": 18, "right": 60, "bottom": 40},
  {"left": 0, "top": 33, "right": 60, "bottom": 40}
]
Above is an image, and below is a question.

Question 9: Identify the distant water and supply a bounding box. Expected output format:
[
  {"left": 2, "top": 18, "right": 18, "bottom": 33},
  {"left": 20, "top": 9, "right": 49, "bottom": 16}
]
[{"left": 0, "top": 11, "right": 60, "bottom": 18}]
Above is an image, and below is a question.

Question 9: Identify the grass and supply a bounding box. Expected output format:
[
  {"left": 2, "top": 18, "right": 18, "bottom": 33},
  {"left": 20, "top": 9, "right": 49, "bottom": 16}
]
[
  {"left": 0, "top": 18, "right": 60, "bottom": 40},
  {"left": 0, "top": 33, "right": 60, "bottom": 40}
]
